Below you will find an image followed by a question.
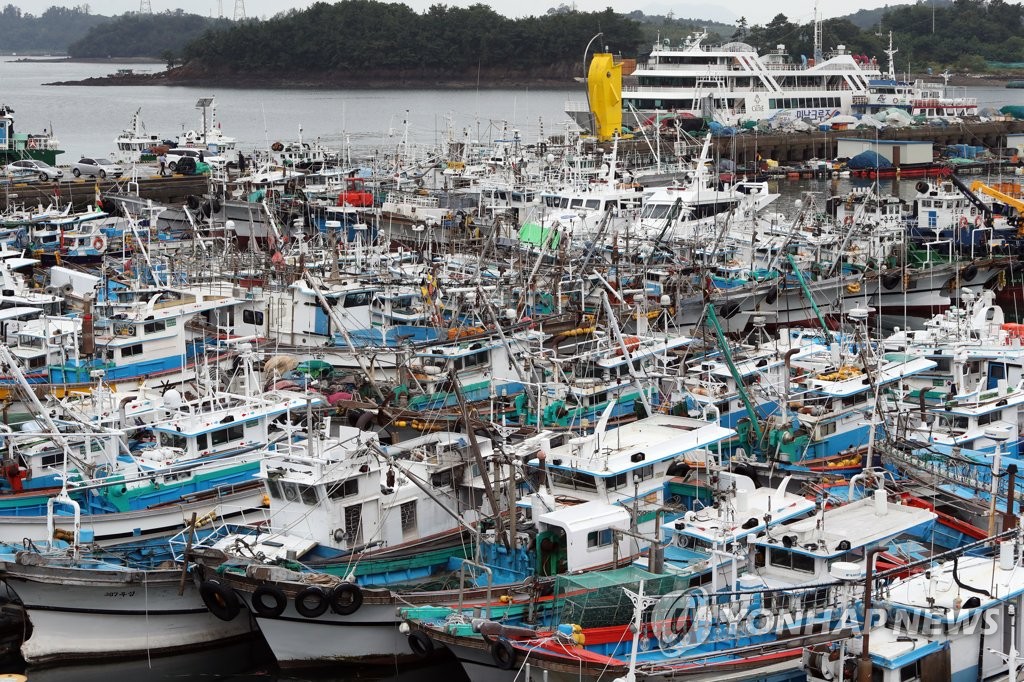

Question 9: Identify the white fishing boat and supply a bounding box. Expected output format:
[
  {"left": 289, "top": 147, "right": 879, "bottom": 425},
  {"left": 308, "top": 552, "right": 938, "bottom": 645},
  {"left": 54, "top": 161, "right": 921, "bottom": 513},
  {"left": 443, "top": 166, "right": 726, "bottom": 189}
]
[{"left": 113, "top": 107, "right": 163, "bottom": 163}]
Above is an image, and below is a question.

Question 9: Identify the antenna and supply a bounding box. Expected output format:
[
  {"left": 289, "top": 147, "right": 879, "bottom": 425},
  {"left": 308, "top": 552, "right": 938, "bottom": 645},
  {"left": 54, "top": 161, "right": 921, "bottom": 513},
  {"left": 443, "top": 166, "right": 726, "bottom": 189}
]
[
  {"left": 884, "top": 31, "right": 897, "bottom": 81},
  {"left": 139, "top": 0, "right": 151, "bottom": 12},
  {"left": 217, "top": 0, "right": 223, "bottom": 18},
  {"left": 233, "top": 0, "right": 246, "bottom": 20},
  {"left": 813, "top": 0, "right": 823, "bottom": 64}
]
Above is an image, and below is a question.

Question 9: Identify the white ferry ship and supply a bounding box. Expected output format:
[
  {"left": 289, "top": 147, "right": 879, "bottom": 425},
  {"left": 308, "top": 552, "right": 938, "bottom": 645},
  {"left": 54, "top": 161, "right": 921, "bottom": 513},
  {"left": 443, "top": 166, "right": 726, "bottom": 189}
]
[{"left": 569, "top": 28, "right": 882, "bottom": 129}]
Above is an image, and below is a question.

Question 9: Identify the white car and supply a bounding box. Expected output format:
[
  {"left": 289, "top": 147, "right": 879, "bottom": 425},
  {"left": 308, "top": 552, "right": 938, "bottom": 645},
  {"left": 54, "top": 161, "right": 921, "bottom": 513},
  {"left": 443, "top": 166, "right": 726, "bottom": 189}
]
[
  {"left": 165, "top": 148, "right": 226, "bottom": 171},
  {"left": 72, "top": 157, "right": 124, "bottom": 179},
  {"left": 5, "top": 159, "right": 63, "bottom": 182}
]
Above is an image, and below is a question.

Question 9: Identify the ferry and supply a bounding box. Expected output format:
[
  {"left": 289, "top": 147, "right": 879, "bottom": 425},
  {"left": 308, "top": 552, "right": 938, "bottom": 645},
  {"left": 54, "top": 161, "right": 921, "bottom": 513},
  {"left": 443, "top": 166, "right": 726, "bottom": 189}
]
[{"left": 570, "top": 24, "right": 882, "bottom": 129}]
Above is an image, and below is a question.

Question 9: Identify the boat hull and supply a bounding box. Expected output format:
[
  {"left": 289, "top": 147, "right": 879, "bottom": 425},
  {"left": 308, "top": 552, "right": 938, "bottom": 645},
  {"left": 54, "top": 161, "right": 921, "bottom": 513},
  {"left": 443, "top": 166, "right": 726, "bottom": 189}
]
[
  {"left": 4, "top": 567, "right": 255, "bottom": 666},
  {"left": 0, "top": 485, "right": 265, "bottom": 545}
]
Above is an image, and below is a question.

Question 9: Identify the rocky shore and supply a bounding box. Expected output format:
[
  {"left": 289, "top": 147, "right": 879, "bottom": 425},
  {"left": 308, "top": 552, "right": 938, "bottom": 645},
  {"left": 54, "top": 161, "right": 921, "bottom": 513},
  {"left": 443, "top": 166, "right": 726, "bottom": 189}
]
[{"left": 45, "top": 62, "right": 581, "bottom": 89}]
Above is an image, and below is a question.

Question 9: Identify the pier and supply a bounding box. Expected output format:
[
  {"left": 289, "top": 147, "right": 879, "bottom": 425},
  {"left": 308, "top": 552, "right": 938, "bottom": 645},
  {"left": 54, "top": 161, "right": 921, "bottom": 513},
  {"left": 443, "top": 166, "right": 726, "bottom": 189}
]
[
  {"left": 0, "top": 174, "right": 211, "bottom": 211},
  {"left": 703, "top": 120, "right": 1024, "bottom": 164}
]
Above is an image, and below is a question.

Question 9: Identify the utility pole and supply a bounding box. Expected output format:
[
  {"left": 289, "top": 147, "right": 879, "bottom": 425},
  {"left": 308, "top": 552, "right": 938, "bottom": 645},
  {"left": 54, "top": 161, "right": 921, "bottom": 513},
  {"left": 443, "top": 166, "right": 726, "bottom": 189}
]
[
  {"left": 233, "top": 0, "right": 246, "bottom": 21},
  {"left": 139, "top": 0, "right": 151, "bottom": 13}
]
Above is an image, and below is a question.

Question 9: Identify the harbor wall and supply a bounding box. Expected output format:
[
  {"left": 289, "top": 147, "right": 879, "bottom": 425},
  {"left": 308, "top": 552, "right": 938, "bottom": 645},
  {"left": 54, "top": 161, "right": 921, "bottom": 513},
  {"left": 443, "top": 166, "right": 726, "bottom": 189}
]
[{"left": 700, "top": 120, "right": 1024, "bottom": 165}]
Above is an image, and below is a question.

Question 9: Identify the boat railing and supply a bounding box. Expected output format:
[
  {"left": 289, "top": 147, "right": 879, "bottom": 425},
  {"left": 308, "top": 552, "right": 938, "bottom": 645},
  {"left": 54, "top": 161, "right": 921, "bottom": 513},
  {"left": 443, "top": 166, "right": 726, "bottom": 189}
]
[
  {"left": 457, "top": 558, "right": 493, "bottom": 619},
  {"left": 168, "top": 504, "right": 275, "bottom": 562}
]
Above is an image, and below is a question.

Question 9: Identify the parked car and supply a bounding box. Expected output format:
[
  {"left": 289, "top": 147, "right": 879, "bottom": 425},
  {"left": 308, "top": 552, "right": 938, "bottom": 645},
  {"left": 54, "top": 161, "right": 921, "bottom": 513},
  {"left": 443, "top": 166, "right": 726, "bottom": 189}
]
[
  {"left": 72, "top": 157, "right": 124, "bottom": 179},
  {"left": 165, "top": 148, "right": 225, "bottom": 171},
  {"left": 4, "top": 159, "right": 63, "bottom": 182}
]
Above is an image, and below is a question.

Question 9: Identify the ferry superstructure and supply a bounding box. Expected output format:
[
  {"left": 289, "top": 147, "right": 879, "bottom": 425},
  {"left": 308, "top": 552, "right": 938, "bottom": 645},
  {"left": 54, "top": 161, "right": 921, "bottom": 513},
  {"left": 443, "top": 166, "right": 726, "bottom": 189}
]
[{"left": 612, "top": 30, "right": 882, "bottom": 127}]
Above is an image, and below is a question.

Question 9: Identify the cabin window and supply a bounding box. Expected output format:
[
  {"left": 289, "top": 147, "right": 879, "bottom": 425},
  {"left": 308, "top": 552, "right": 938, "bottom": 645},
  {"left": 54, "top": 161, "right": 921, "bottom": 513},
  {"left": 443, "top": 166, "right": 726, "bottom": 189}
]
[
  {"left": 210, "top": 424, "right": 245, "bottom": 446},
  {"left": 143, "top": 320, "right": 166, "bottom": 334},
  {"left": 281, "top": 482, "right": 300, "bottom": 502},
  {"left": 458, "top": 350, "right": 486, "bottom": 370},
  {"left": 300, "top": 484, "right": 319, "bottom": 505},
  {"left": 196, "top": 433, "right": 208, "bottom": 450},
  {"left": 550, "top": 469, "right": 597, "bottom": 491},
  {"left": 430, "top": 468, "right": 459, "bottom": 490},
  {"left": 266, "top": 478, "right": 282, "bottom": 499},
  {"left": 401, "top": 500, "right": 418, "bottom": 539},
  {"left": 977, "top": 411, "right": 999, "bottom": 426},
  {"left": 328, "top": 478, "right": 359, "bottom": 499},
  {"left": 587, "top": 528, "right": 614, "bottom": 549},
  {"left": 606, "top": 472, "right": 628, "bottom": 491},
  {"left": 768, "top": 547, "right": 815, "bottom": 573},
  {"left": 344, "top": 292, "right": 371, "bottom": 308},
  {"left": 345, "top": 503, "right": 363, "bottom": 545},
  {"left": 121, "top": 344, "right": 143, "bottom": 358},
  {"left": 633, "top": 464, "right": 654, "bottom": 482},
  {"left": 159, "top": 432, "right": 187, "bottom": 449},
  {"left": 937, "top": 415, "right": 969, "bottom": 431},
  {"left": 899, "top": 661, "right": 920, "bottom": 682},
  {"left": 41, "top": 451, "right": 65, "bottom": 468},
  {"left": 804, "top": 587, "right": 831, "bottom": 610},
  {"left": 242, "top": 310, "right": 264, "bottom": 325}
]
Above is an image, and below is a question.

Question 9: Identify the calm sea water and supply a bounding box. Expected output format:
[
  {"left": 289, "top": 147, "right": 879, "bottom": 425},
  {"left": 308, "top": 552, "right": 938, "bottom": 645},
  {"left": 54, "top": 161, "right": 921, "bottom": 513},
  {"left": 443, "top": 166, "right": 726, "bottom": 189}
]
[
  {"left": 3, "top": 59, "right": 1018, "bottom": 163},
  {"left": 0, "top": 58, "right": 1018, "bottom": 680},
  {"left": 2, "top": 59, "right": 576, "bottom": 162}
]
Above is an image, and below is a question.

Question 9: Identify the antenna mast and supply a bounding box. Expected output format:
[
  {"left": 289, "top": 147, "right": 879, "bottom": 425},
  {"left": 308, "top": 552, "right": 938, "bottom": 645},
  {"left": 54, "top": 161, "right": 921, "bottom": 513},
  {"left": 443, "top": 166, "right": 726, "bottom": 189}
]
[
  {"left": 233, "top": 0, "right": 246, "bottom": 21},
  {"left": 813, "top": 0, "right": 823, "bottom": 64},
  {"left": 139, "top": 0, "right": 151, "bottom": 13},
  {"left": 884, "top": 31, "right": 897, "bottom": 80}
]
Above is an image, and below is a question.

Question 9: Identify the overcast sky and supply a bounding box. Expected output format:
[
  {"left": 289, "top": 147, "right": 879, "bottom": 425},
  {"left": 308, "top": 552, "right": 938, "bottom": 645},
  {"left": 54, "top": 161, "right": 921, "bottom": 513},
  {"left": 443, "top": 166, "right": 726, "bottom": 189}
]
[{"left": 22, "top": 1, "right": 933, "bottom": 27}]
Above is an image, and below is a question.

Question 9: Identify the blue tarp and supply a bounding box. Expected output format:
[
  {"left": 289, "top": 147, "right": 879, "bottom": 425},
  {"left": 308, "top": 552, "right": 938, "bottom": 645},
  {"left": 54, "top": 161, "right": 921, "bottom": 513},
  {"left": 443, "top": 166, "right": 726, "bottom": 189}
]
[
  {"left": 708, "top": 121, "right": 735, "bottom": 137},
  {"left": 945, "top": 144, "right": 985, "bottom": 159},
  {"left": 846, "top": 150, "right": 893, "bottom": 170}
]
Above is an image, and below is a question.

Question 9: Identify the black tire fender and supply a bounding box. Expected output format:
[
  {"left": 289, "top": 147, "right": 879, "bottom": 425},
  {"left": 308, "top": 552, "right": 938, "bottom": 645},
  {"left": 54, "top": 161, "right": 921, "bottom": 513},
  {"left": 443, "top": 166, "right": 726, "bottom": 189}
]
[
  {"left": 329, "top": 582, "right": 363, "bottom": 615},
  {"left": 251, "top": 584, "right": 287, "bottom": 618},
  {"left": 961, "top": 264, "right": 978, "bottom": 281},
  {"left": 765, "top": 285, "right": 779, "bottom": 304},
  {"left": 294, "top": 585, "right": 329, "bottom": 618},
  {"left": 408, "top": 629, "right": 434, "bottom": 657},
  {"left": 491, "top": 637, "right": 517, "bottom": 670},
  {"left": 199, "top": 580, "right": 241, "bottom": 622},
  {"left": 186, "top": 195, "right": 201, "bottom": 211},
  {"left": 882, "top": 272, "right": 901, "bottom": 290}
]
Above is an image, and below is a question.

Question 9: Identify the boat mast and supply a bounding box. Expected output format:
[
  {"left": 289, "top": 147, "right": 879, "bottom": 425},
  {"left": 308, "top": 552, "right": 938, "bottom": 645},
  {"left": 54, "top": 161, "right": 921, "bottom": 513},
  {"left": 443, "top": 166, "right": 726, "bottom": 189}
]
[
  {"left": 813, "top": 0, "right": 823, "bottom": 64},
  {"left": 884, "top": 31, "right": 898, "bottom": 81}
]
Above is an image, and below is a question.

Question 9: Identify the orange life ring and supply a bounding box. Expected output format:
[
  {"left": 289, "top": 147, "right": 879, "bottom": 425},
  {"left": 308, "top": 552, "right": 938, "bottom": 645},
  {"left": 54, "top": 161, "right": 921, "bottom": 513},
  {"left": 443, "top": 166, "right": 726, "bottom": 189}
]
[
  {"left": 975, "top": 215, "right": 982, "bottom": 227},
  {"left": 93, "top": 236, "right": 105, "bottom": 250},
  {"left": 843, "top": 216, "right": 853, "bottom": 226},
  {"left": 959, "top": 216, "right": 969, "bottom": 228}
]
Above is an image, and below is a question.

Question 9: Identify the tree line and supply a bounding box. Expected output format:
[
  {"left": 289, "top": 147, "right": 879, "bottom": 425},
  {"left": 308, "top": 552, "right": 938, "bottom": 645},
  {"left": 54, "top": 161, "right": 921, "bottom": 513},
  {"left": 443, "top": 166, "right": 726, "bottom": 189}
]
[
  {"left": 0, "top": 5, "right": 107, "bottom": 54},
  {"left": 66, "top": 10, "right": 232, "bottom": 60},
  {"left": 180, "top": 1, "right": 644, "bottom": 76}
]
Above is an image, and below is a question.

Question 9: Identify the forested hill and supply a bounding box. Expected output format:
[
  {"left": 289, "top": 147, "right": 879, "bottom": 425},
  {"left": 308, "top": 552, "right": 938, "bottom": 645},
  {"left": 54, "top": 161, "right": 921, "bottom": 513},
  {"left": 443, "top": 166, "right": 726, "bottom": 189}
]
[
  {"left": 174, "top": 1, "right": 643, "bottom": 85},
  {"left": 67, "top": 10, "right": 232, "bottom": 60},
  {"left": 0, "top": 5, "right": 108, "bottom": 54},
  {"left": 164, "top": 0, "right": 1021, "bottom": 87}
]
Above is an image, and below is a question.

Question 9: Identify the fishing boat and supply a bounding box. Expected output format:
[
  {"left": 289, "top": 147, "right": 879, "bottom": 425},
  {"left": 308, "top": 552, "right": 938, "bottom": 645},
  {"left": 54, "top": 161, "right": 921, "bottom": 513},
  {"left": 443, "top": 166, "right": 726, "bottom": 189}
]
[
  {"left": 113, "top": 107, "right": 164, "bottom": 163},
  {"left": 0, "top": 521, "right": 259, "bottom": 666},
  {"left": 803, "top": 533, "right": 1024, "bottom": 682},
  {"left": 0, "top": 103, "right": 62, "bottom": 166}
]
